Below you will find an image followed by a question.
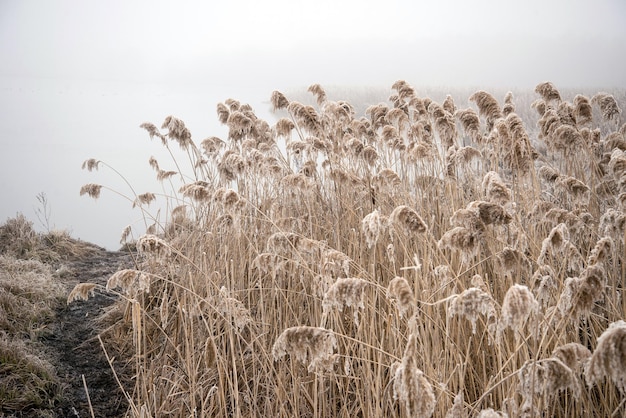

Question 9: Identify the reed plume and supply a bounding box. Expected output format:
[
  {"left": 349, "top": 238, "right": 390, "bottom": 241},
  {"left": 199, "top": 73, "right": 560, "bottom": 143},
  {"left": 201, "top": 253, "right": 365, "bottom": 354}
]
[
  {"left": 272, "top": 326, "right": 337, "bottom": 372},
  {"left": 455, "top": 108, "right": 483, "bottom": 143},
  {"left": 585, "top": 320, "right": 626, "bottom": 393},
  {"left": 270, "top": 91, "right": 289, "bottom": 111},
  {"left": 390, "top": 205, "right": 428, "bottom": 235},
  {"left": 573, "top": 94, "right": 593, "bottom": 126},
  {"left": 469, "top": 90, "right": 503, "bottom": 131},
  {"left": 67, "top": 282, "right": 98, "bottom": 304},
  {"left": 387, "top": 276, "right": 415, "bottom": 318},
  {"left": 535, "top": 81, "right": 562, "bottom": 103},
  {"left": 552, "top": 342, "right": 591, "bottom": 372},
  {"left": 592, "top": 93, "right": 622, "bottom": 122},
  {"left": 79, "top": 183, "right": 102, "bottom": 199},
  {"left": 497, "top": 284, "right": 538, "bottom": 341},
  {"left": 448, "top": 287, "right": 496, "bottom": 334},
  {"left": 393, "top": 333, "right": 436, "bottom": 418},
  {"left": 323, "top": 277, "right": 368, "bottom": 325}
]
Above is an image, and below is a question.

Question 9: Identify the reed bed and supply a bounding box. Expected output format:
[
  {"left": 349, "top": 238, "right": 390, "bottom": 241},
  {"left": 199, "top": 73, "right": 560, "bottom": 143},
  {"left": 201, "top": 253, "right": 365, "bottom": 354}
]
[{"left": 74, "top": 82, "right": 625, "bottom": 417}]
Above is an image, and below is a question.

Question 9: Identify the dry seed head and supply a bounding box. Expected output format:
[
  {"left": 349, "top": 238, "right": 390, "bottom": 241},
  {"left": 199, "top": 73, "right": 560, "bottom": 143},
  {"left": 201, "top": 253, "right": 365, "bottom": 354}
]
[
  {"left": 476, "top": 408, "right": 507, "bottom": 418},
  {"left": 390, "top": 205, "right": 428, "bottom": 235},
  {"left": 80, "top": 183, "right": 102, "bottom": 199},
  {"left": 323, "top": 277, "right": 367, "bottom": 325},
  {"left": 556, "top": 265, "right": 605, "bottom": 320},
  {"left": 307, "top": 83, "right": 327, "bottom": 106},
  {"left": 81, "top": 158, "right": 100, "bottom": 172},
  {"left": 148, "top": 156, "right": 159, "bottom": 171},
  {"left": 393, "top": 333, "right": 436, "bottom": 418},
  {"left": 482, "top": 171, "right": 511, "bottom": 204},
  {"left": 133, "top": 192, "right": 156, "bottom": 208},
  {"left": 120, "top": 225, "right": 132, "bottom": 244},
  {"left": 266, "top": 232, "right": 300, "bottom": 257},
  {"left": 538, "top": 165, "right": 561, "bottom": 183},
  {"left": 136, "top": 234, "right": 171, "bottom": 259},
  {"left": 272, "top": 326, "right": 337, "bottom": 372},
  {"left": 531, "top": 265, "right": 558, "bottom": 308},
  {"left": 438, "top": 226, "right": 478, "bottom": 257},
  {"left": 535, "top": 81, "right": 562, "bottom": 102},
  {"left": 450, "top": 208, "right": 484, "bottom": 232},
  {"left": 218, "top": 150, "right": 245, "bottom": 182},
  {"left": 156, "top": 169, "right": 177, "bottom": 181},
  {"left": 585, "top": 320, "right": 626, "bottom": 393},
  {"left": 361, "top": 210, "right": 382, "bottom": 249},
  {"left": 497, "top": 284, "right": 538, "bottom": 341},
  {"left": 469, "top": 90, "right": 503, "bottom": 131},
  {"left": 200, "top": 136, "right": 224, "bottom": 156},
  {"left": 204, "top": 336, "right": 217, "bottom": 369},
  {"left": 445, "top": 391, "right": 466, "bottom": 418},
  {"left": 598, "top": 208, "right": 626, "bottom": 239},
  {"left": 503, "top": 91, "right": 515, "bottom": 116},
  {"left": 455, "top": 108, "right": 483, "bottom": 143},
  {"left": 321, "top": 248, "right": 351, "bottom": 278},
  {"left": 387, "top": 276, "right": 415, "bottom": 318},
  {"left": 67, "top": 282, "right": 98, "bottom": 304},
  {"left": 592, "top": 93, "right": 622, "bottom": 121},
  {"left": 106, "top": 269, "right": 140, "bottom": 293},
  {"left": 552, "top": 342, "right": 591, "bottom": 372},
  {"left": 449, "top": 287, "right": 496, "bottom": 334},
  {"left": 467, "top": 200, "right": 512, "bottom": 225},
  {"left": 443, "top": 94, "right": 456, "bottom": 114},
  {"left": 517, "top": 358, "right": 581, "bottom": 412},
  {"left": 161, "top": 115, "right": 192, "bottom": 149},
  {"left": 588, "top": 236, "right": 614, "bottom": 265},
  {"left": 573, "top": 94, "right": 593, "bottom": 126},
  {"left": 217, "top": 286, "right": 253, "bottom": 331},
  {"left": 179, "top": 181, "right": 211, "bottom": 202},
  {"left": 139, "top": 122, "right": 163, "bottom": 141}
]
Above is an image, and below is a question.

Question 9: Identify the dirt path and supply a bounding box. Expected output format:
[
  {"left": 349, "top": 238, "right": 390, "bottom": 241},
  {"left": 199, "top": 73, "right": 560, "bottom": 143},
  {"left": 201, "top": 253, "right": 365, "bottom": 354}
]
[{"left": 44, "top": 249, "right": 134, "bottom": 417}]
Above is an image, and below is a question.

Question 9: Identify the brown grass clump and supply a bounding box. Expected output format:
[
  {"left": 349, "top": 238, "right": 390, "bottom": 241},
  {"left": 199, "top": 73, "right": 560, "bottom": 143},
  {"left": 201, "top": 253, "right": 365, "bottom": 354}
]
[
  {"left": 393, "top": 333, "right": 436, "bottom": 418},
  {"left": 585, "top": 320, "right": 626, "bottom": 393},
  {"left": 272, "top": 326, "right": 337, "bottom": 372}
]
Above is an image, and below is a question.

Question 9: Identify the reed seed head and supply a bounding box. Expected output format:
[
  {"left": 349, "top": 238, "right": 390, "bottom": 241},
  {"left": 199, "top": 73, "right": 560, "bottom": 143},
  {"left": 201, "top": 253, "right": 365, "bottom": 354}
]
[{"left": 272, "top": 326, "right": 337, "bottom": 372}]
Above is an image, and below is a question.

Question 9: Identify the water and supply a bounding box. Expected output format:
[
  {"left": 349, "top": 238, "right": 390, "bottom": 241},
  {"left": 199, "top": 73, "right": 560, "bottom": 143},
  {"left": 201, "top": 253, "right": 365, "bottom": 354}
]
[{"left": 0, "top": 76, "right": 276, "bottom": 250}]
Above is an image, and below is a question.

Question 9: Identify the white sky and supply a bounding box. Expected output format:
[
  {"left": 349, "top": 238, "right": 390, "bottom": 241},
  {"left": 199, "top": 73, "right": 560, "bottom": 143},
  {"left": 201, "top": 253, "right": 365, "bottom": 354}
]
[
  {"left": 2, "top": 0, "right": 625, "bottom": 87},
  {"left": 0, "top": 0, "right": 625, "bottom": 249}
]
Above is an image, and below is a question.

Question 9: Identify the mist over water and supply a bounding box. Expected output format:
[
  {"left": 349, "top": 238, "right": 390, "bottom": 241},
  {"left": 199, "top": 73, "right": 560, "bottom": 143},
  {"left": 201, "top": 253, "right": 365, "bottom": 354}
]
[{"left": 0, "top": 77, "right": 279, "bottom": 250}]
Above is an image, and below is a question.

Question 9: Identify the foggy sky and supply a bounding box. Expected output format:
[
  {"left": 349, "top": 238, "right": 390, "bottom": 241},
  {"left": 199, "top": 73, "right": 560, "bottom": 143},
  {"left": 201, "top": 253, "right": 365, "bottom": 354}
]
[{"left": 0, "top": 0, "right": 625, "bottom": 250}]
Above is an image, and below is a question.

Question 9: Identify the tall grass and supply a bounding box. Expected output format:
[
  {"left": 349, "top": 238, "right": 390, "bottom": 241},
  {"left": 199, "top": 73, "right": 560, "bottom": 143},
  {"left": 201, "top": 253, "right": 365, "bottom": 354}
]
[{"left": 75, "top": 82, "right": 626, "bottom": 417}]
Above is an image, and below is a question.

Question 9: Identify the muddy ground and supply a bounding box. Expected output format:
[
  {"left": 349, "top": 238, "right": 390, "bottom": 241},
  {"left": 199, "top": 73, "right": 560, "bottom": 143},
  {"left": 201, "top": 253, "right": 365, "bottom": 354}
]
[{"left": 43, "top": 248, "right": 134, "bottom": 418}]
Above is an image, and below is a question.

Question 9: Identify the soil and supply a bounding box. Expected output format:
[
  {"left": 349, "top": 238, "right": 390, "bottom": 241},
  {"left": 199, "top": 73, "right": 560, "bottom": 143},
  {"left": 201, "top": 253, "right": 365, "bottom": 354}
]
[{"left": 42, "top": 247, "right": 134, "bottom": 418}]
